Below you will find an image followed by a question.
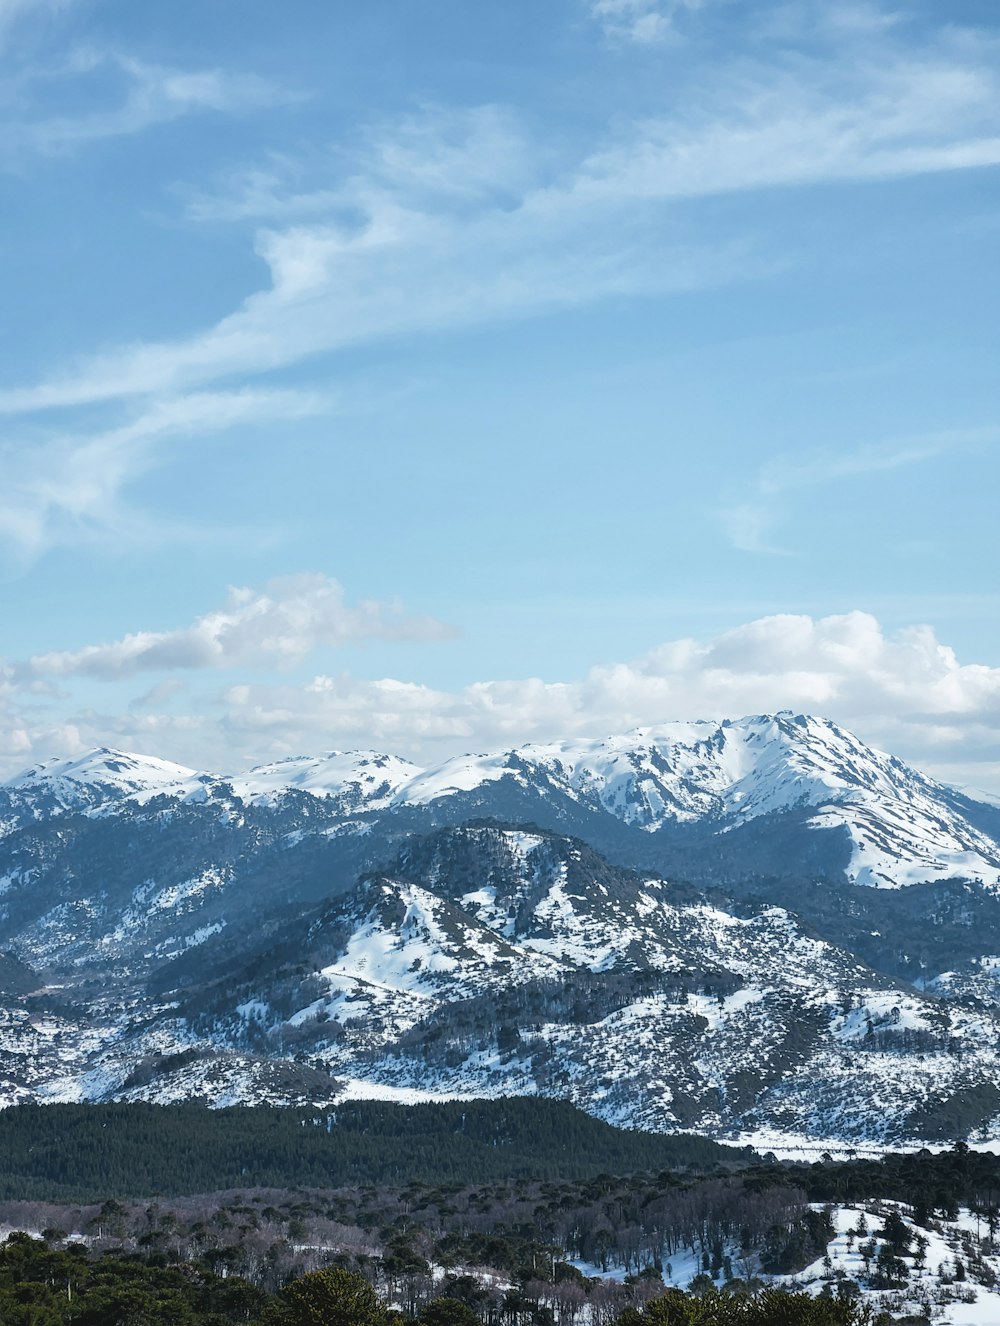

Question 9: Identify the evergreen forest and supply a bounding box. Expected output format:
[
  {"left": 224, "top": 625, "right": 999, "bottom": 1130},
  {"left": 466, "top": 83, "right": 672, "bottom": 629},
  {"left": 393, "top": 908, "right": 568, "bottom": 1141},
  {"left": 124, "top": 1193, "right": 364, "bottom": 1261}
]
[{"left": 0, "top": 1101, "right": 998, "bottom": 1324}]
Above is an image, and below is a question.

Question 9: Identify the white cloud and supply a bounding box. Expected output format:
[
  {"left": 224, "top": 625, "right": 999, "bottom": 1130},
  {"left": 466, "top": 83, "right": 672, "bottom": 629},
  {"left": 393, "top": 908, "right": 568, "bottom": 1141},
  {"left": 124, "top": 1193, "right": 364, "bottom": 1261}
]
[
  {"left": 17, "top": 574, "right": 454, "bottom": 681},
  {"left": 563, "top": 59, "right": 1000, "bottom": 206},
  {"left": 1, "top": 43, "right": 291, "bottom": 160},
  {"left": 2, "top": 29, "right": 999, "bottom": 415},
  {"left": 756, "top": 2, "right": 904, "bottom": 42},
  {"left": 184, "top": 104, "right": 539, "bottom": 224},
  {"left": 8, "top": 610, "right": 1000, "bottom": 790},
  {"left": 26, "top": 52, "right": 286, "bottom": 152},
  {"left": 0, "top": 387, "right": 328, "bottom": 559},
  {"left": 210, "top": 611, "right": 1000, "bottom": 788}
]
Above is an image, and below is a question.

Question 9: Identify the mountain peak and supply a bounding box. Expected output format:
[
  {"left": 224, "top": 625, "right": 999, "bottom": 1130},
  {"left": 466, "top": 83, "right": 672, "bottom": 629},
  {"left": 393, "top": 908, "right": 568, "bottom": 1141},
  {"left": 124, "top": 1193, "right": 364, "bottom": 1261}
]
[
  {"left": 228, "top": 749, "right": 423, "bottom": 807},
  {"left": 5, "top": 715, "right": 1000, "bottom": 889},
  {"left": 7, "top": 747, "right": 202, "bottom": 798}
]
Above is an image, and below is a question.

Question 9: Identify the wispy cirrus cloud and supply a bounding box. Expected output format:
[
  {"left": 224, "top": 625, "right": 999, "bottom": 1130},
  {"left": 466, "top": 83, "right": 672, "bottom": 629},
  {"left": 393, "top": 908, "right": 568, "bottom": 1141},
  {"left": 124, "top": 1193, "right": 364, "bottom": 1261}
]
[
  {"left": 718, "top": 428, "right": 999, "bottom": 554},
  {"left": 5, "top": 49, "right": 291, "bottom": 156},
  {"left": 1, "top": 24, "right": 999, "bottom": 417},
  {"left": 0, "top": 0, "right": 70, "bottom": 40},
  {"left": 588, "top": 0, "right": 705, "bottom": 45},
  {"left": 184, "top": 104, "right": 537, "bottom": 224},
  {"left": 0, "top": 387, "right": 328, "bottom": 559}
]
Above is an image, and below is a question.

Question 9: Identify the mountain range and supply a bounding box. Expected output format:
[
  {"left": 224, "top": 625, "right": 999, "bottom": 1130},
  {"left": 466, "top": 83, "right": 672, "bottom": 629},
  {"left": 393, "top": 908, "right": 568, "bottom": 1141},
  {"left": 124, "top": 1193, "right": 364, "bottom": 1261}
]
[{"left": 4, "top": 711, "right": 1000, "bottom": 1150}]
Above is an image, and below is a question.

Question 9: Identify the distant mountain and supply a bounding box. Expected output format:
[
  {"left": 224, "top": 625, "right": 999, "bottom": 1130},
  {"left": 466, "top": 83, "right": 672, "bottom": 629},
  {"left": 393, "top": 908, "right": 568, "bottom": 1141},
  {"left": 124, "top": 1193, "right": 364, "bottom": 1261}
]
[
  {"left": 387, "top": 713, "right": 1000, "bottom": 888},
  {"left": 8, "top": 713, "right": 1000, "bottom": 887},
  {"left": 0, "top": 747, "right": 210, "bottom": 827},
  {"left": 4, "top": 714, "right": 1000, "bottom": 1147},
  {"left": 7, "top": 747, "right": 203, "bottom": 799},
  {"left": 228, "top": 750, "right": 421, "bottom": 809}
]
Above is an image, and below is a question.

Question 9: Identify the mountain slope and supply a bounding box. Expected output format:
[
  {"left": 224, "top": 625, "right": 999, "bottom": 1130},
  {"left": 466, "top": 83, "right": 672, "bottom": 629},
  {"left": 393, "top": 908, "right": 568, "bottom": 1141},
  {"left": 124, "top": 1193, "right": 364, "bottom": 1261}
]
[
  {"left": 393, "top": 714, "right": 1000, "bottom": 888},
  {"left": 4, "top": 717, "right": 1000, "bottom": 1146},
  {"left": 2, "top": 821, "right": 996, "bottom": 1148},
  {"left": 7, "top": 713, "right": 1000, "bottom": 889}
]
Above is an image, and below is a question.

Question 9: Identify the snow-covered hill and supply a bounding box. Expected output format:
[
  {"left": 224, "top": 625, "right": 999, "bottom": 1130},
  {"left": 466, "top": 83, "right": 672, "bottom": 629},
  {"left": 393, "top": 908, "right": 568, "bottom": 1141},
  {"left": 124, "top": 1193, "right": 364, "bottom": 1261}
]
[
  {"left": 584, "top": 1198, "right": 1000, "bottom": 1325},
  {"left": 5, "top": 716, "right": 1000, "bottom": 1147},
  {"left": 6, "top": 713, "right": 1000, "bottom": 887},
  {"left": 2, "top": 747, "right": 210, "bottom": 822},
  {"left": 775, "top": 1201, "right": 1000, "bottom": 1325},
  {"left": 4, "top": 819, "right": 1000, "bottom": 1149}
]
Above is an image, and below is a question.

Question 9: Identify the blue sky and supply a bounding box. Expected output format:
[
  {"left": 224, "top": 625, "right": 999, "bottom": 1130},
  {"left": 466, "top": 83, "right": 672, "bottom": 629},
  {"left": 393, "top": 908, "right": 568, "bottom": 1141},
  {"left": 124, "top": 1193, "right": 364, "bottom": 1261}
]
[{"left": 2, "top": 0, "right": 1000, "bottom": 785}]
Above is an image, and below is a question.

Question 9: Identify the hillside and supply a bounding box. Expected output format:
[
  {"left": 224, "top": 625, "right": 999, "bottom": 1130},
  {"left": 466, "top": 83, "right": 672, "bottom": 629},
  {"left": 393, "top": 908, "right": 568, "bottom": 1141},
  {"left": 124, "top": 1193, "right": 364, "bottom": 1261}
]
[{"left": 4, "top": 716, "right": 1000, "bottom": 1147}]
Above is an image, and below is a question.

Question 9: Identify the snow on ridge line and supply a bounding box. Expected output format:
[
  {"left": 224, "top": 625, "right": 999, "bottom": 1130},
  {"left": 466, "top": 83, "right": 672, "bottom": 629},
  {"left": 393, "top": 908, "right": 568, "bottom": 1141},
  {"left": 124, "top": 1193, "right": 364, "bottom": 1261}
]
[
  {"left": 7, "top": 717, "right": 1000, "bottom": 894},
  {"left": 8, "top": 747, "right": 202, "bottom": 784},
  {"left": 0, "top": 714, "right": 944, "bottom": 813},
  {"left": 228, "top": 750, "right": 422, "bottom": 803},
  {"left": 381, "top": 715, "right": 1000, "bottom": 889},
  {"left": 5, "top": 747, "right": 207, "bottom": 800},
  {"left": 391, "top": 714, "right": 894, "bottom": 810}
]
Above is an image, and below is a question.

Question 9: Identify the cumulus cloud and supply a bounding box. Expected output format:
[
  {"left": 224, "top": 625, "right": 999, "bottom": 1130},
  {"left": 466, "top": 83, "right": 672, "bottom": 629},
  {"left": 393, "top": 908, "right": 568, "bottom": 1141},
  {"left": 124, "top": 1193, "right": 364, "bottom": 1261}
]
[
  {"left": 7, "top": 609, "right": 1000, "bottom": 789},
  {"left": 205, "top": 611, "right": 1000, "bottom": 789},
  {"left": 17, "top": 574, "right": 455, "bottom": 681}
]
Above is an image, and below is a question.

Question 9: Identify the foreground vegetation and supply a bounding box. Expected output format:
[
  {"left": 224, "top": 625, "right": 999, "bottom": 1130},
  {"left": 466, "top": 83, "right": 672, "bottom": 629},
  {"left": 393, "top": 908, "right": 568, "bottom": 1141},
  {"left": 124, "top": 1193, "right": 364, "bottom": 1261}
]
[
  {"left": 0, "top": 1236, "right": 873, "bottom": 1325},
  {"left": 0, "top": 1147, "right": 994, "bottom": 1324},
  {"left": 2, "top": 1103, "right": 997, "bottom": 1322}
]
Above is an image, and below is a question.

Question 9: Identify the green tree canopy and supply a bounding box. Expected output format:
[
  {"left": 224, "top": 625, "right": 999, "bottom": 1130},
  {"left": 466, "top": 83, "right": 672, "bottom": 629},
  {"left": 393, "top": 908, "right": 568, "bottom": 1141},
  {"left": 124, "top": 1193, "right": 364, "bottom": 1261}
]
[
  {"left": 265, "top": 1268, "right": 386, "bottom": 1326},
  {"left": 418, "top": 1297, "right": 483, "bottom": 1326}
]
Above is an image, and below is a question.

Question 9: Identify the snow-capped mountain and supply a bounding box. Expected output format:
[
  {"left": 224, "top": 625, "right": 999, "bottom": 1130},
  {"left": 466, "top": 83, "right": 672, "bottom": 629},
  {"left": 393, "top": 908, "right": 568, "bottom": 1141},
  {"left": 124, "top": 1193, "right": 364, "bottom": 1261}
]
[
  {"left": 1, "top": 747, "right": 211, "bottom": 823},
  {"left": 4, "top": 714, "right": 1000, "bottom": 1147},
  {"left": 228, "top": 750, "right": 421, "bottom": 810},
  {"left": 6, "top": 713, "right": 1000, "bottom": 888},
  {"left": 392, "top": 713, "right": 1000, "bottom": 888},
  {"left": 8, "top": 747, "right": 202, "bottom": 798}
]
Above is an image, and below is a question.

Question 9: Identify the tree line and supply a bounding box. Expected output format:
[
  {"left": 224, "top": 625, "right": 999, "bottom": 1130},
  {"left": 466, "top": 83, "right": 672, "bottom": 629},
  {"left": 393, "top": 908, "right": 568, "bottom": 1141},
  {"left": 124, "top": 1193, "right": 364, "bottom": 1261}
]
[{"left": 0, "top": 1101, "right": 748, "bottom": 1201}]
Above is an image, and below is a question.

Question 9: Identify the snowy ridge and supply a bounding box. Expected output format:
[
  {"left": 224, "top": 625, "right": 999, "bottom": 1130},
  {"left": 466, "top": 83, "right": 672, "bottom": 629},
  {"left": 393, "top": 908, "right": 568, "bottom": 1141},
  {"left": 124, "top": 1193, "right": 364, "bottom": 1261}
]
[
  {"left": 5, "top": 748, "right": 208, "bottom": 811},
  {"left": 396, "top": 714, "right": 1000, "bottom": 888},
  {"left": 6, "top": 723, "right": 1000, "bottom": 1145},
  {"left": 6, "top": 713, "right": 999, "bottom": 887},
  {"left": 228, "top": 750, "right": 421, "bottom": 809}
]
